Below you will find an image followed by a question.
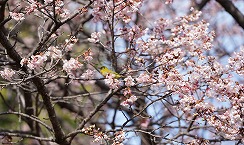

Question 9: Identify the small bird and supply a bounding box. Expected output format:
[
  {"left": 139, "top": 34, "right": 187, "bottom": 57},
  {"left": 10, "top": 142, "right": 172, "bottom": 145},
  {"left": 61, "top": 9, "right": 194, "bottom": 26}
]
[{"left": 99, "top": 66, "right": 121, "bottom": 79}]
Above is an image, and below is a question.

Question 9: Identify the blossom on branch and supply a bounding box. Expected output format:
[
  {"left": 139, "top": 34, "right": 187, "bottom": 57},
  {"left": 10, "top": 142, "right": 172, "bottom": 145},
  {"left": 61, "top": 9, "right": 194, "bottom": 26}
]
[
  {"left": 124, "top": 76, "right": 135, "bottom": 87},
  {"left": 47, "top": 46, "right": 62, "bottom": 59},
  {"left": 9, "top": 12, "right": 25, "bottom": 21},
  {"left": 121, "top": 95, "right": 137, "bottom": 107},
  {"left": 88, "top": 32, "right": 101, "bottom": 43},
  {"left": 64, "top": 36, "right": 78, "bottom": 52},
  {"left": 81, "top": 69, "right": 95, "bottom": 80},
  {"left": 63, "top": 58, "right": 83, "bottom": 76},
  {"left": 104, "top": 74, "right": 121, "bottom": 89},
  {"left": 112, "top": 131, "right": 125, "bottom": 145},
  {"left": 82, "top": 49, "right": 93, "bottom": 62},
  {"left": 0, "top": 68, "right": 15, "bottom": 81},
  {"left": 228, "top": 46, "right": 244, "bottom": 76},
  {"left": 20, "top": 54, "right": 48, "bottom": 70}
]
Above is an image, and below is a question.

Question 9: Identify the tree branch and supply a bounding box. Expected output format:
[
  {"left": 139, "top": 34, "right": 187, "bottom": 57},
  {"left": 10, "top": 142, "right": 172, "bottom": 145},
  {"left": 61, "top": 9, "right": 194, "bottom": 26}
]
[
  {"left": 0, "top": 0, "right": 7, "bottom": 23},
  {"left": 216, "top": 0, "right": 244, "bottom": 29},
  {"left": 0, "top": 112, "right": 53, "bottom": 132},
  {"left": 0, "top": 131, "right": 53, "bottom": 142}
]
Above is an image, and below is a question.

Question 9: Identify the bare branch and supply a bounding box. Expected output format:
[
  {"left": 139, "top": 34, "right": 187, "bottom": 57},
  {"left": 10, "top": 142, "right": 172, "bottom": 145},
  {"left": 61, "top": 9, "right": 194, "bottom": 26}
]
[
  {"left": 0, "top": 112, "right": 53, "bottom": 132},
  {"left": 0, "top": 131, "right": 53, "bottom": 142},
  {"left": 216, "top": 0, "right": 244, "bottom": 29}
]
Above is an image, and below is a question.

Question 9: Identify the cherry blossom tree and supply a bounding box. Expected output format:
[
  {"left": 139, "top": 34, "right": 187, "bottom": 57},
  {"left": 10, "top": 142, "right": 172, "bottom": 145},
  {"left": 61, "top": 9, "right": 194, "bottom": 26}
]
[{"left": 0, "top": 0, "right": 243, "bottom": 145}]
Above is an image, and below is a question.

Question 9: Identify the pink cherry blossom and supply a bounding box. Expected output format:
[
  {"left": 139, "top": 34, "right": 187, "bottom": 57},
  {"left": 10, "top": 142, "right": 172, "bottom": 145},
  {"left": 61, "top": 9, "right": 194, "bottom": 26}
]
[
  {"left": 64, "top": 36, "right": 78, "bottom": 52},
  {"left": 136, "top": 73, "right": 152, "bottom": 84},
  {"left": 81, "top": 125, "right": 108, "bottom": 143},
  {"left": 59, "top": 9, "right": 70, "bottom": 18},
  {"left": 88, "top": 32, "right": 101, "bottom": 43},
  {"left": 25, "top": 0, "right": 41, "bottom": 14},
  {"left": 20, "top": 58, "right": 29, "bottom": 67},
  {"left": 81, "top": 69, "right": 94, "bottom": 80},
  {"left": 124, "top": 76, "right": 135, "bottom": 87},
  {"left": 123, "top": 87, "right": 132, "bottom": 96},
  {"left": 47, "top": 46, "right": 62, "bottom": 59},
  {"left": 104, "top": 74, "right": 121, "bottom": 89},
  {"left": 120, "top": 25, "right": 147, "bottom": 41},
  {"left": 44, "top": 0, "right": 53, "bottom": 4},
  {"left": 83, "top": 49, "right": 93, "bottom": 62},
  {"left": 112, "top": 131, "right": 125, "bottom": 145},
  {"left": 9, "top": 12, "right": 25, "bottom": 21},
  {"left": 55, "top": 0, "right": 64, "bottom": 7},
  {"left": 121, "top": 95, "right": 137, "bottom": 107},
  {"left": 63, "top": 58, "right": 83, "bottom": 75},
  {"left": 165, "top": 0, "right": 173, "bottom": 4},
  {"left": 24, "top": 54, "right": 48, "bottom": 70},
  {"left": 228, "top": 46, "right": 244, "bottom": 76},
  {"left": 0, "top": 68, "right": 15, "bottom": 81}
]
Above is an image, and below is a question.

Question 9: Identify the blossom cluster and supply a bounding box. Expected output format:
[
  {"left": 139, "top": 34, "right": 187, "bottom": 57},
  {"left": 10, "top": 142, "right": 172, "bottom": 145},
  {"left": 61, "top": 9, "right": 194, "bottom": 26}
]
[
  {"left": 80, "top": 69, "right": 95, "bottom": 80},
  {"left": 25, "top": 0, "right": 70, "bottom": 19},
  {"left": 104, "top": 74, "right": 121, "bottom": 89},
  {"left": 47, "top": 46, "right": 62, "bottom": 59},
  {"left": 9, "top": 12, "right": 25, "bottom": 21},
  {"left": 18, "top": 34, "right": 92, "bottom": 79},
  {"left": 63, "top": 58, "right": 83, "bottom": 76},
  {"left": 20, "top": 46, "right": 63, "bottom": 70},
  {"left": 187, "top": 139, "right": 210, "bottom": 145},
  {"left": 21, "top": 54, "right": 48, "bottom": 70},
  {"left": 120, "top": 95, "right": 137, "bottom": 107},
  {"left": 92, "top": 0, "right": 142, "bottom": 23},
  {"left": 88, "top": 32, "right": 101, "bottom": 43},
  {"left": 120, "top": 25, "right": 147, "bottom": 41},
  {"left": 81, "top": 125, "right": 125, "bottom": 144},
  {"left": 81, "top": 125, "right": 108, "bottom": 143},
  {"left": 228, "top": 46, "right": 244, "bottom": 76},
  {"left": 0, "top": 68, "right": 15, "bottom": 81},
  {"left": 112, "top": 131, "right": 125, "bottom": 145},
  {"left": 82, "top": 49, "right": 93, "bottom": 62},
  {"left": 64, "top": 36, "right": 78, "bottom": 52},
  {"left": 121, "top": 87, "right": 138, "bottom": 107}
]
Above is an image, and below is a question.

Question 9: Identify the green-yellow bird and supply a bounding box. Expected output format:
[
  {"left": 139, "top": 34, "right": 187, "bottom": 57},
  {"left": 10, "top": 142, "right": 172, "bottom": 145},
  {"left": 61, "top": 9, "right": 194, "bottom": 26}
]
[{"left": 99, "top": 66, "right": 121, "bottom": 79}]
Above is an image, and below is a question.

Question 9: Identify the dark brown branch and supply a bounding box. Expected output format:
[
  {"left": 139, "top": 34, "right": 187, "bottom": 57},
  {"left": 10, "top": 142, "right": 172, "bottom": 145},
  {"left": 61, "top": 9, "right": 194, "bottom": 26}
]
[
  {"left": 0, "top": 31, "right": 22, "bottom": 67},
  {"left": 23, "top": 89, "right": 34, "bottom": 130},
  {"left": 216, "top": 0, "right": 244, "bottom": 29},
  {"left": 31, "top": 77, "right": 69, "bottom": 145},
  {"left": 187, "top": 115, "right": 197, "bottom": 132},
  {"left": 0, "top": 0, "right": 7, "bottom": 23}
]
